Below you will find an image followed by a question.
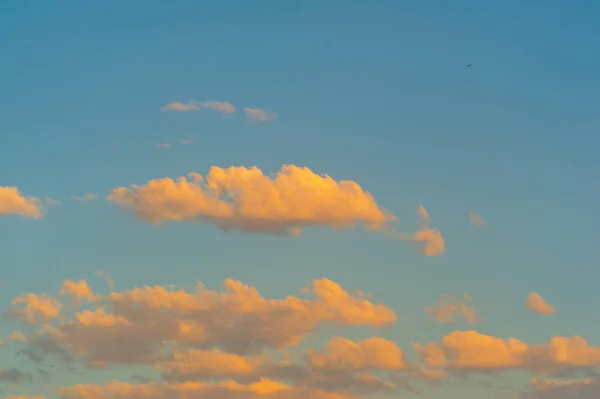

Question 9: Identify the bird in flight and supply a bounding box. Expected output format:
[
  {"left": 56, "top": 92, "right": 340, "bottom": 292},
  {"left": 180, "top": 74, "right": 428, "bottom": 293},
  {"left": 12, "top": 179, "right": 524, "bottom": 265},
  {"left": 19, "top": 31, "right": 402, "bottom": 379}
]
[{"left": 465, "top": 64, "right": 472, "bottom": 68}]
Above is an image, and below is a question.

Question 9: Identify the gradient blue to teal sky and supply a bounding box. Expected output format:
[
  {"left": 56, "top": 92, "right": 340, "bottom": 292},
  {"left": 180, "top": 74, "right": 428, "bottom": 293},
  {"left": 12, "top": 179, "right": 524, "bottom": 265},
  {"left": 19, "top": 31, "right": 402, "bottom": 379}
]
[{"left": 1, "top": 1, "right": 600, "bottom": 399}]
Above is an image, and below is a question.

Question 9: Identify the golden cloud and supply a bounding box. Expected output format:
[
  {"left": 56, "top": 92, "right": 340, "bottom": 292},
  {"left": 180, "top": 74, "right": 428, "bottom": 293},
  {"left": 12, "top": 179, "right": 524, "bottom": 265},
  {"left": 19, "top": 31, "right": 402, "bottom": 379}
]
[
  {"left": 0, "top": 186, "right": 43, "bottom": 218},
  {"left": 3, "top": 276, "right": 598, "bottom": 398},
  {"left": 107, "top": 165, "right": 396, "bottom": 237},
  {"left": 526, "top": 292, "right": 557, "bottom": 316},
  {"left": 412, "top": 330, "right": 600, "bottom": 376},
  {"left": 425, "top": 294, "right": 481, "bottom": 325}
]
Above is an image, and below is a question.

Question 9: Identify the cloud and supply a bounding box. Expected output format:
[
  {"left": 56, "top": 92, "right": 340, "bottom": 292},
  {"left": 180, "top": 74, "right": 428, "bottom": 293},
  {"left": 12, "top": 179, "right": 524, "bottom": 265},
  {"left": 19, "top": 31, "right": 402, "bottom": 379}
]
[
  {"left": 161, "top": 101, "right": 201, "bottom": 112},
  {"left": 526, "top": 292, "right": 556, "bottom": 316},
  {"left": 8, "top": 293, "right": 62, "bottom": 325},
  {"left": 178, "top": 138, "right": 196, "bottom": 145},
  {"left": 3, "top": 275, "right": 597, "bottom": 398},
  {"left": 412, "top": 330, "right": 600, "bottom": 377},
  {"left": 305, "top": 336, "right": 409, "bottom": 371},
  {"left": 200, "top": 100, "right": 237, "bottom": 113},
  {"left": 70, "top": 193, "right": 97, "bottom": 202},
  {"left": 244, "top": 107, "right": 278, "bottom": 122},
  {"left": 425, "top": 294, "right": 481, "bottom": 325},
  {"left": 0, "top": 186, "right": 43, "bottom": 218},
  {"left": 96, "top": 271, "right": 116, "bottom": 292},
  {"left": 10, "top": 277, "right": 395, "bottom": 368},
  {"left": 162, "top": 100, "right": 236, "bottom": 114},
  {"left": 416, "top": 205, "right": 431, "bottom": 224},
  {"left": 412, "top": 228, "right": 445, "bottom": 256},
  {"left": 524, "top": 378, "right": 600, "bottom": 399},
  {"left": 6, "top": 276, "right": 404, "bottom": 399},
  {"left": 5, "top": 396, "right": 46, "bottom": 399},
  {"left": 58, "top": 280, "right": 101, "bottom": 307},
  {"left": 399, "top": 205, "right": 446, "bottom": 256},
  {"left": 0, "top": 368, "right": 33, "bottom": 383},
  {"left": 44, "top": 197, "right": 62, "bottom": 206},
  {"left": 469, "top": 213, "right": 485, "bottom": 227},
  {"left": 107, "top": 165, "right": 397, "bottom": 237}
]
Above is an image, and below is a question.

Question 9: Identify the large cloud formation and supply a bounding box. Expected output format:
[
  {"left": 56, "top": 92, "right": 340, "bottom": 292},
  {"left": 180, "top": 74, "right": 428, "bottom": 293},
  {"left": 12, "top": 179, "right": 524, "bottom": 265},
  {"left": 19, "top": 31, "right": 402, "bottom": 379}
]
[
  {"left": 107, "top": 165, "right": 396, "bottom": 236},
  {"left": 5, "top": 277, "right": 600, "bottom": 399},
  {"left": 106, "top": 165, "right": 445, "bottom": 255}
]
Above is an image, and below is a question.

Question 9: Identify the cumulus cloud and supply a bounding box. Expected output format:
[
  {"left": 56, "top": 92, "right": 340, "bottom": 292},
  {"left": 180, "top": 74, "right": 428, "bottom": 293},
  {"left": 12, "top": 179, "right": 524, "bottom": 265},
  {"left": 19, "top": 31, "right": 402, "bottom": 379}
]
[
  {"left": 425, "top": 294, "right": 481, "bottom": 325},
  {"left": 412, "top": 330, "right": 600, "bottom": 377},
  {"left": 162, "top": 100, "right": 236, "bottom": 114},
  {"left": 10, "top": 277, "right": 395, "bottom": 368},
  {"left": 107, "top": 165, "right": 396, "bottom": 237},
  {"left": 305, "top": 336, "right": 408, "bottom": 371},
  {"left": 8, "top": 293, "right": 62, "bottom": 325},
  {"left": 469, "top": 213, "right": 485, "bottom": 227},
  {"left": 5, "top": 277, "right": 407, "bottom": 399},
  {"left": 2, "top": 274, "right": 596, "bottom": 398},
  {"left": 526, "top": 292, "right": 557, "bottom": 316},
  {"left": 244, "top": 107, "right": 278, "bottom": 122},
  {"left": 0, "top": 186, "right": 43, "bottom": 218}
]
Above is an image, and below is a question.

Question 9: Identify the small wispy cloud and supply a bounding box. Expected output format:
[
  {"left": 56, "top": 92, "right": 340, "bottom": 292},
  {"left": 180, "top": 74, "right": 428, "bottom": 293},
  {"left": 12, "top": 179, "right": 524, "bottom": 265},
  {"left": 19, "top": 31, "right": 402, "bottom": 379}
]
[
  {"left": 44, "top": 197, "right": 62, "bottom": 206},
  {"left": 70, "top": 193, "right": 97, "bottom": 202},
  {"left": 177, "top": 138, "right": 196, "bottom": 145},
  {"left": 469, "top": 213, "right": 485, "bottom": 228},
  {"left": 161, "top": 100, "right": 236, "bottom": 114},
  {"left": 526, "top": 292, "right": 556, "bottom": 316},
  {"left": 156, "top": 143, "right": 171, "bottom": 148},
  {"left": 161, "top": 101, "right": 201, "bottom": 112},
  {"left": 199, "top": 100, "right": 236, "bottom": 113},
  {"left": 243, "top": 107, "right": 278, "bottom": 122}
]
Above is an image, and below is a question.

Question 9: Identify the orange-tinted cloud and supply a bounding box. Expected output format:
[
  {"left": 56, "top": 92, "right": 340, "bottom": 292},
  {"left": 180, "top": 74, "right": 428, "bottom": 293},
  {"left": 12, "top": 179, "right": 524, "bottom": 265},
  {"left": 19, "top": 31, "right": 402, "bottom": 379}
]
[
  {"left": 162, "top": 100, "right": 236, "bottom": 113},
  {"left": 412, "top": 330, "right": 600, "bottom": 377},
  {"left": 5, "top": 276, "right": 600, "bottom": 398},
  {"left": 11, "top": 277, "right": 395, "bottom": 368},
  {"left": 526, "top": 292, "right": 557, "bottom": 316},
  {"left": 0, "top": 186, "right": 43, "bottom": 218},
  {"left": 244, "top": 107, "right": 278, "bottom": 122},
  {"left": 8, "top": 293, "right": 62, "bottom": 325},
  {"left": 469, "top": 213, "right": 485, "bottom": 227},
  {"left": 57, "top": 378, "right": 347, "bottom": 399},
  {"left": 305, "top": 336, "right": 408, "bottom": 371},
  {"left": 416, "top": 205, "right": 431, "bottom": 224},
  {"left": 425, "top": 294, "right": 481, "bottom": 325},
  {"left": 107, "top": 165, "right": 396, "bottom": 237},
  {"left": 412, "top": 228, "right": 445, "bottom": 256},
  {"left": 5, "top": 396, "right": 47, "bottom": 399},
  {"left": 58, "top": 280, "right": 101, "bottom": 307},
  {"left": 5, "top": 276, "right": 403, "bottom": 399},
  {"left": 403, "top": 205, "right": 445, "bottom": 256}
]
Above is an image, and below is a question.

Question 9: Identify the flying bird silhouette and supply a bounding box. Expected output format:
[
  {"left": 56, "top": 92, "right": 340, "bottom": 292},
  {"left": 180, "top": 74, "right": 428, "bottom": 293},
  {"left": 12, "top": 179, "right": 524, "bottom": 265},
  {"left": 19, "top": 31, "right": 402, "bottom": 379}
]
[{"left": 465, "top": 64, "right": 472, "bottom": 68}]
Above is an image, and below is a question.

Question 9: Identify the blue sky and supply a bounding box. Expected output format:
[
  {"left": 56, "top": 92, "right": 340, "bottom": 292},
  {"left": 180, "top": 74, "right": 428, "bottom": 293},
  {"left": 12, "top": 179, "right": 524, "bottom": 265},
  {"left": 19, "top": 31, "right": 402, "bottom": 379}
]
[{"left": 1, "top": 1, "right": 600, "bottom": 398}]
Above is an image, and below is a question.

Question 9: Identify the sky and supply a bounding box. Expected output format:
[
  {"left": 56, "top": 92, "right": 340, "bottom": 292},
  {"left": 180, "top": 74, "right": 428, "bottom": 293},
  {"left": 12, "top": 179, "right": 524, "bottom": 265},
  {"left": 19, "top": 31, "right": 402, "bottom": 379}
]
[{"left": 1, "top": 1, "right": 600, "bottom": 398}]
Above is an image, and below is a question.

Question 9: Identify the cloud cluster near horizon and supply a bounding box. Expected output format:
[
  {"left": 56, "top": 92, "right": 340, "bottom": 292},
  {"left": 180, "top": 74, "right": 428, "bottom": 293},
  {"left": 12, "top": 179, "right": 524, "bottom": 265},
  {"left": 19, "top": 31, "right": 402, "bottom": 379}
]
[{"left": 1, "top": 277, "right": 596, "bottom": 399}]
